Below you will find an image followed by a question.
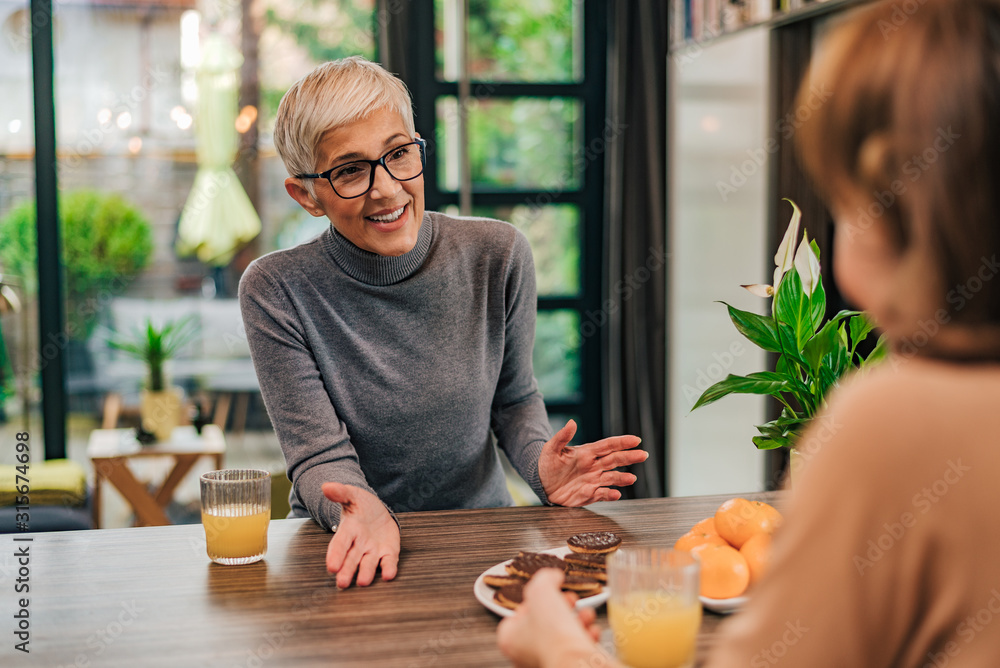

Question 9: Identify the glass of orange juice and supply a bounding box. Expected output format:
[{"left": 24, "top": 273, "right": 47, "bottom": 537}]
[
  {"left": 200, "top": 469, "right": 271, "bottom": 565},
  {"left": 607, "top": 548, "right": 702, "bottom": 668}
]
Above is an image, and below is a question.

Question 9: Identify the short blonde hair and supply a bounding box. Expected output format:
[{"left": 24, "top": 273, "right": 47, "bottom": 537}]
[{"left": 273, "top": 57, "right": 415, "bottom": 192}]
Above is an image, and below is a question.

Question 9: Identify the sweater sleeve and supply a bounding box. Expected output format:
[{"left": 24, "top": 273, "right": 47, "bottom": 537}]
[
  {"left": 490, "top": 230, "right": 554, "bottom": 505},
  {"left": 238, "top": 262, "right": 394, "bottom": 531}
]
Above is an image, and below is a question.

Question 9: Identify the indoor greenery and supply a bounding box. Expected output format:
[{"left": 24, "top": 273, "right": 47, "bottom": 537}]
[
  {"left": 692, "top": 200, "right": 888, "bottom": 450},
  {"left": 105, "top": 317, "right": 198, "bottom": 392},
  {"left": 0, "top": 190, "right": 153, "bottom": 338}
]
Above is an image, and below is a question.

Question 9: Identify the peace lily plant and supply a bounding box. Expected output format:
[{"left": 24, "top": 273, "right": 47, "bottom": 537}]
[{"left": 692, "top": 200, "right": 888, "bottom": 451}]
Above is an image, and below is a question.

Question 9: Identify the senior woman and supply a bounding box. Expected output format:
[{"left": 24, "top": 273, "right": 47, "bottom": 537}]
[{"left": 239, "top": 56, "right": 646, "bottom": 589}]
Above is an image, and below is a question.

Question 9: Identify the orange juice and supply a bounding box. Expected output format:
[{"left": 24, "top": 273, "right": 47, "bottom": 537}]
[
  {"left": 608, "top": 591, "right": 702, "bottom": 668},
  {"left": 201, "top": 506, "right": 269, "bottom": 562}
]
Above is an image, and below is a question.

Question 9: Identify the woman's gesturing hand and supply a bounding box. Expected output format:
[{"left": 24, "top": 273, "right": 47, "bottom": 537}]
[
  {"left": 538, "top": 420, "right": 646, "bottom": 506},
  {"left": 322, "top": 482, "right": 400, "bottom": 589}
]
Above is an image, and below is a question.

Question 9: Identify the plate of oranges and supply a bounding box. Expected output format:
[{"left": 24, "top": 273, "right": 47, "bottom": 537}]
[{"left": 673, "top": 498, "right": 783, "bottom": 614}]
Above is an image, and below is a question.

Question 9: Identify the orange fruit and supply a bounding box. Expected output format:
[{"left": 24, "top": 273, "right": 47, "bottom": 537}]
[
  {"left": 690, "top": 543, "right": 750, "bottom": 599},
  {"left": 739, "top": 531, "right": 772, "bottom": 587},
  {"left": 714, "top": 498, "right": 783, "bottom": 549},
  {"left": 691, "top": 517, "right": 720, "bottom": 536},
  {"left": 674, "top": 530, "right": 727, "bottom": 552}
]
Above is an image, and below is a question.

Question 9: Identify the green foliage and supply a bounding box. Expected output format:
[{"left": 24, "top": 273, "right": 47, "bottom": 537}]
[
  {"left": 692, "top": 200, "right": 888, "bottom": 450},
  {"left": 105, "top": 317, "right": 198, "bottom": 392},
  {"left": 435, "top": 0, "right": 578, "bottom": 82},
  {"left": 260, "top": 0, "right": 375, "bottom": 125},
  {"left": 0, "top": 190, "right": 153, "bottom": 339},
  {"left": 466, "top": 0, "right": 577, "bottom": 81}
]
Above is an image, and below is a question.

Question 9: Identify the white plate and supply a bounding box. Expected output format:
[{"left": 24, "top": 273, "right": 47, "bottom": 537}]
[
  {"left": 699, "top": 594, "right": 749, "bottom": 614},
  {"left": 474, "top": 546, "right": 610, "bottom": 618}
]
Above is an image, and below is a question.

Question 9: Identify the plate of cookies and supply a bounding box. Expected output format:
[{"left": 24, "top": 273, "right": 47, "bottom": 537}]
[{"left": 474, "top": 531, "right": 622, "bottom": 618}]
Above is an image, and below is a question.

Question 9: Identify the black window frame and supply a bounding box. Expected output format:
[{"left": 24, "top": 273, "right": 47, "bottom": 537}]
[{"left": 401, "top": 0, "right": 607, "bottom": 443}]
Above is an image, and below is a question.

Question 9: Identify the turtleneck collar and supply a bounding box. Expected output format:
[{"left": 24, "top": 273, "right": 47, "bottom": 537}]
[{"left": 321, "top": 212, "right": 434, "bottom": 286}]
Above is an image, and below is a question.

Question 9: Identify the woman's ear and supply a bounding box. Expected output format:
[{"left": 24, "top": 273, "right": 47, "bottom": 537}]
[{"left": 284, "top": 178, "right": 326, "bottom": 217}]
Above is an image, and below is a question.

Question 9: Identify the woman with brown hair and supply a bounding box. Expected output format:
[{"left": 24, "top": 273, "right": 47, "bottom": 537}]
[{"left": 498, "top": 0, "right": 1000, "bottom": 664}]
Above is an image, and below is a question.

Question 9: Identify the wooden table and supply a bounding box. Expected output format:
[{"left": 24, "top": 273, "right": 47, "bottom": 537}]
[
  {"left": 6, "top": 492, "right": 779, "bottom": 667},
  {"left": 88, "top": 425, "right": 226, "bottom": 528}
]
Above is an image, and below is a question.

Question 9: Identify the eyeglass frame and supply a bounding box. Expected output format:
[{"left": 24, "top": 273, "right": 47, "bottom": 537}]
[{"left": 294, "top": 138, "right": 427, "bottom": 200}]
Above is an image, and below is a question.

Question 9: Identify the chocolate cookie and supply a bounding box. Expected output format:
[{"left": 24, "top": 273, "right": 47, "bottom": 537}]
[
  {"left": 564, "top": 552, "right": 608, "bottom": 569},
  {"left": 567, "top": 566, "right": 607, "bottom": 583},
  {"left": 559, "top": 576, "right": 603, "bottom": 595},
  {"left": 567, "top": 532, "right": 622, "bottom": 554},
  {"left": 494, "top": 584, "right": 524, "bottom": 610},
  {"left": 506, "top": 553, "right": 567, "bottom": 579},
  {"left": 484, "top": 573, "right": 526, "bottom": 588}
]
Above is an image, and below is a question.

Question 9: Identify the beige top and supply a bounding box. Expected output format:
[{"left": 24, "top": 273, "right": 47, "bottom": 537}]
[{"left": 705, "top": 356, "right": 1000, "bottom": 668}]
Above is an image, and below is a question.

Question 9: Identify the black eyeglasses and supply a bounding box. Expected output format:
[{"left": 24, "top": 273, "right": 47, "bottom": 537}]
[{"left": 295, "top": 138, "right": 426, "bottom": 199}]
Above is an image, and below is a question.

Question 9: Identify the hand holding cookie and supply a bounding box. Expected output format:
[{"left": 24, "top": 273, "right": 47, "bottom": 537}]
[{"left": 538, "top": 420, "right": 647, "bottom": 507}]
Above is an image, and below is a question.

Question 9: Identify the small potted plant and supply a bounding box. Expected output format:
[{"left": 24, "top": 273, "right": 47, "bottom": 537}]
[
  {"left": 692, "top": 200, "right": 887, "bottom": 478},
  {"left": 107, "top": 317, "right": 198, "bottom": 442}
]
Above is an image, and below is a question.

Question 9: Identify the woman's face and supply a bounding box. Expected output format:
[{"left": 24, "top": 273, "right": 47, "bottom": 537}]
[
  {"left": 831, "top": 201, "right": 901, "bottom": 327},
  {"left": 285, "top": 107, "right": 425, "bottom": 257}
]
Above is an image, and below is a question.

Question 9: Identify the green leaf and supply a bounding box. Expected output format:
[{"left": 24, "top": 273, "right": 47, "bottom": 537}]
[
  {"left": 849, "top": 313, "right": 876, "bottom": 359},
  {"left": 777, "top": 322, "right": 808, "bottom": 369},
  {"left": 774, "top": 268, "right": 813, "bottom": 350},
  {"left": 722, "top": 302, "right": 780, "bottom": 353},
  {"left": 752, "top": 435, "right": 795, "bottom": 450},
  {"left": 808, "top": 278, "right": 827, "bottom": 332},
  {"left": 691, "top": 373, "right": 789, "bottom": 410},
  {"left": 803, "top": 319, "right": 840, "bottom": 374},
  {"left": 861, "top": 332, "right": 891, "bottom": 368}
]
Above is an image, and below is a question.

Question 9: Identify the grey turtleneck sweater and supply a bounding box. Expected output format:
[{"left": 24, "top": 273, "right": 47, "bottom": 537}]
[{"left": 238, "top": 211, "right": 553, "bottom": 530}]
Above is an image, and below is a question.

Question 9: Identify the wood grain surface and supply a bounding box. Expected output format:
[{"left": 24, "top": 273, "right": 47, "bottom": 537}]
[{"left": 4, "top": 492, "right": 781, "bottom": 667}]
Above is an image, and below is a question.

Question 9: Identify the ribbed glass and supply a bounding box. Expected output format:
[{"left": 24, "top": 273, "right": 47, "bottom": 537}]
[
  {"left": 607, "top": 549, "right": 702, "bottom": 668},
  {"left": 199, "top": 469, "right": 271, "bottom": 565}
]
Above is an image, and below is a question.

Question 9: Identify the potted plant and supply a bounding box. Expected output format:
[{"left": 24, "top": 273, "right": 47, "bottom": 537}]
[
  {"left": 0, "top": 190, "right": 153, "bottom": 339},
  {"left": 107, "top": 317, "right": 198, "bottom": 442},
  {"left": 691, "top": 200, "right": 887, "bottom": 478}
]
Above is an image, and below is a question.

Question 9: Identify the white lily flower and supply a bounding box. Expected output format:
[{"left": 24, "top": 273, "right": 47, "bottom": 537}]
[
  {"left": 773, "top": 199, "right": 802, "bottom": 288},
  {"left": 794, "top": 230, "right": 821, "bottom": 295},
  {"left": 741, "top": 284, "right": 774, "bottom": 298}
]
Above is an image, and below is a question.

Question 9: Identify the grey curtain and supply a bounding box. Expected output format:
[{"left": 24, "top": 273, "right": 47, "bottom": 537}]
[{"left": 605, "top": 0, "right": 668, "bottom": 498}]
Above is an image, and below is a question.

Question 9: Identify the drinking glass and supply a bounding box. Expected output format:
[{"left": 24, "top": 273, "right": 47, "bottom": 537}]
[
  {"left": 607, "top": 548, "right": 702, "bottom": 668},
  {"left": 200, "top": 469, "right": 271, "bottom": 565}
]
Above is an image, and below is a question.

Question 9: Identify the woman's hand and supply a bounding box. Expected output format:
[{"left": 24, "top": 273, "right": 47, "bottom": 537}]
[
  {"left": 497, "top": 568, "right": 617, "bottom": 668},
  {"left": 538, "top": 420, "right": 647, "bottom": 506},
  {"left": 322, "top": 482, "right": 400, "bottom": 589}
]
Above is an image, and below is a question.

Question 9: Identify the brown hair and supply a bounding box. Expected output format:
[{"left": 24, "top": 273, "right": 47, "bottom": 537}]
[{"left": 796, "top": 0, "right": 1000, "bottom": 332}]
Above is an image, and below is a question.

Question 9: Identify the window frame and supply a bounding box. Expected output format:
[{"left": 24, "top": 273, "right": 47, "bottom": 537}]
[{"left": 397, "top": 0, "right": 607, "bottom": 442}]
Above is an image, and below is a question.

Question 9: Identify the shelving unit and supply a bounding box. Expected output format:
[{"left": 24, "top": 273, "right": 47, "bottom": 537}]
[
  {"left": 670, "top": 0, "right": 870, "bottom": 53},
  {"left": 666, "top": 0, "right": 875, "bottom": 490}
]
